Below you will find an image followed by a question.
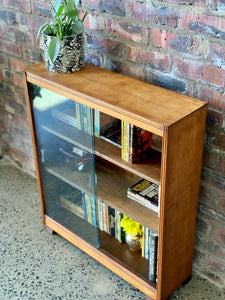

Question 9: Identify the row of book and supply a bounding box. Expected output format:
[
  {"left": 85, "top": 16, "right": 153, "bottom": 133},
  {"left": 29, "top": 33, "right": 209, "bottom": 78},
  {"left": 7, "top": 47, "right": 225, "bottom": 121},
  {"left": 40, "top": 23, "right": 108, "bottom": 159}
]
[
  {"left": 122, "top": 121, "right": 153, "bottom": 164},
  {"left": 60, "top": 187, "right": 158, "bottom": 282}
]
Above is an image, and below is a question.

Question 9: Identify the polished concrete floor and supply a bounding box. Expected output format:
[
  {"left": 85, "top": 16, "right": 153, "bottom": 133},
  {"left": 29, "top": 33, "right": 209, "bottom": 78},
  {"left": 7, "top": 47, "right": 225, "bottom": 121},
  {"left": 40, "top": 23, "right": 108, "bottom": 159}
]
[{"left": 0, "top": 158, "right": 224, "bottom": 300}]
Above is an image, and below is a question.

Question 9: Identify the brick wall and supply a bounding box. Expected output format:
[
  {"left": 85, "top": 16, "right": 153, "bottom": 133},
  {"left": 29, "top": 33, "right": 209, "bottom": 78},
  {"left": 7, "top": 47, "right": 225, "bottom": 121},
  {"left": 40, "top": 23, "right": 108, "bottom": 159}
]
[{"left": 0, "top": 0, "right": 225, "bottom": 290}]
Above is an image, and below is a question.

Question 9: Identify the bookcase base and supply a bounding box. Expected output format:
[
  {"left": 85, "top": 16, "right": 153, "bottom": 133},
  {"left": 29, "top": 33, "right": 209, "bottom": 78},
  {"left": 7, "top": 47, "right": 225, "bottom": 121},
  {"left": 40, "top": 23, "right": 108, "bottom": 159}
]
[{"left": 44, "top": 214, "right": 157, "bottom": 300}]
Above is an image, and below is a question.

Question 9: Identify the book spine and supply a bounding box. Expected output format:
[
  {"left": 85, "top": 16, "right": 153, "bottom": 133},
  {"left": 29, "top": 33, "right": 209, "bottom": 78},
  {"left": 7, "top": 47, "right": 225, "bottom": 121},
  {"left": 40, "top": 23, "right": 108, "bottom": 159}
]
[
  {"left": 76, "top": 102, "right": 81, "bottom": 130},
  {"left": 145, "top": 227, "right": 149, "bottom": 259},
  {"left": 90, "top": 196, "right": 97, "bottom": 227},
  {"left": 79, "top": 103, "right": 84, "bottom": 131},
  {"left": 127, "top": 192, "right": 159, "bottom": 213},
  {"left": 141, "top": 226, "right": 145, "bottom": 257},
  {"left": 121, "top": 120, "right": 127, "bottom": 161},
  {"left": 108, "top": 206, "right": 115, "bottom": 237},
  {"left": 98, "top": 199, "right": 103, "bottom": 231},
  {"left": 129, "top": 124, "right": 134, "bottom": 163},
  {"left": 85, "top": 194, "right": 92, "bottom": 224},
  {"left": 149, "top": 232, "right": 158, "bottom": 282},
  {"left": 115, "top": 210, "right": 120, "bottom": 240},
  {"left": 126, "top": 122, "right": 130, "bottom": 162},
  {"left": 119, "top": 213, "right": 125, "bottom": 243},
  {"left": 83, "top": 105, "right": 88, "bottom": 133},
  {"left": 82, "top": 192, "right": 87, "bottom": 221},
  {"left": 102, "top": 202, "right": 107, "bottom": 232},
  {"left": 94, "top": 110, "right": 100, "bottom": 137}
]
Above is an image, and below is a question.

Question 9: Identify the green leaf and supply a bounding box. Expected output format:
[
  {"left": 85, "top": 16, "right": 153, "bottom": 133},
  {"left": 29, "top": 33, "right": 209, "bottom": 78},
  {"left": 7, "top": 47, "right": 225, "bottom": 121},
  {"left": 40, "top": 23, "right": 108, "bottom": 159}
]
[
  {"left": 72, "top": 20, "right": 84, "bottom": 34},
  {"left": 64, "top": 9, "right": 79, "bottom": 18},
  {"left": 57, "top": 4, "right": 65, "bottom": 16},
  {"left": 67, "top": 0, "right": 76, "bottom": 11},
  {"left": 53, "top": 0, "right": 61, "bottom": 16},
  {"left": 36, "top": 23, "right": 49, "bottom": 39},
  {"left": 48, "top": 37, "right": 61, "bottom": 64}
]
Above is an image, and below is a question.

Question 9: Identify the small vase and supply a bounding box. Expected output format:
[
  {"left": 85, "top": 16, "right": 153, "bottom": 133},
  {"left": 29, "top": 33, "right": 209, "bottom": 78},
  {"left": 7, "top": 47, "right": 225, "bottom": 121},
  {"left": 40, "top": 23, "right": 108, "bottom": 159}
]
[
  {"left": 42, "top": 32, "right": 85, "bottom": 73},
  {"left": 125, "top": 233, "right": 142, "bottom": 252}
]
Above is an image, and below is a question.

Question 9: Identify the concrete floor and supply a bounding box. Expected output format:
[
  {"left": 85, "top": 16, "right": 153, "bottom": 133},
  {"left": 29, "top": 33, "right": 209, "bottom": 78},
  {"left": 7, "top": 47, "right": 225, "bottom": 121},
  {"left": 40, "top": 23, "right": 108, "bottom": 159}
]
[{"left": 0, "top": 158, "right": 224, "bottom": 300}]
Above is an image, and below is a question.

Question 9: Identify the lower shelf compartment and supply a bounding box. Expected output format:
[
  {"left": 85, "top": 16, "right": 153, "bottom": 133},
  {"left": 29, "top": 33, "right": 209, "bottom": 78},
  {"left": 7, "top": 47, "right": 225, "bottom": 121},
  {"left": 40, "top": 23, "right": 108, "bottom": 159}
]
[
  {"left": 44, "top": 215, "right": 157, "bottom": 300},
  {"left": 99, "top": 230, "right": 157, "bottom": 289}
]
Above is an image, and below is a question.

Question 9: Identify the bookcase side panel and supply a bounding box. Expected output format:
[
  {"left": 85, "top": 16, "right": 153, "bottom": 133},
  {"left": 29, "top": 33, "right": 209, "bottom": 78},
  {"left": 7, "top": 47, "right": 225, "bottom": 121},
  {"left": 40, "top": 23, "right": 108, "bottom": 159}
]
[{"left": 157, "top": 105, "right": 207, "bottom": 300}]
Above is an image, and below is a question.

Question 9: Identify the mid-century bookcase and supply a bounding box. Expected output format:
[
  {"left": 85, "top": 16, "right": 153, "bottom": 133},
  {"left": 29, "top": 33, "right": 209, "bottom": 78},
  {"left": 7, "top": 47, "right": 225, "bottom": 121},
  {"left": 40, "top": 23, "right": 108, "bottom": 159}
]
[{"left": 24, "top": 62, "right": 207, "bottom": 300}]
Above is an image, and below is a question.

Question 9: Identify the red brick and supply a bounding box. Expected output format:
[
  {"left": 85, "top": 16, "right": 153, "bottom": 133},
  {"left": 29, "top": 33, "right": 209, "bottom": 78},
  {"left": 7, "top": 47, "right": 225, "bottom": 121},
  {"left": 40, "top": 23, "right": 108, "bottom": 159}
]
[
  {"left": 152, "top": 28, "right": 200, "bottom": 57},
  {"left": 8, "top": 28, "right": 34, "bottom": 46},
  {"left": 219, "top": 157, "right": 225, "bottom": 174},
  {"left": 13, "top": 73, "right": 24, "bottom": 89},
  {"left": 86, "top": 33, "right": 124, "bottom": 57},
  {"left": 207, "top": 42, "right": 225, "bottom": 64},
  {"left": 99, "top": 0, "right": 125, "bottom": 16},
  {"left": 0, "top": 24, "right": 6, "bottom": 37},
  {"left": 158, "top": 0, "right": 205, "bottom": 6},
  {"left": 206, "top": 109, "right": 224, "bottom": 129},
  {"left": 127, "top": 46, "right": 170, "bottom": 72},
  {"left": 218, "top": 193, "right": 225, "bottom": 210},
  {"left": 32, "top": 1, "right": 52, "bottom": 17},
  {"left": 206, "top": 130, "right": 225, "bottom": 151},
  {"left": 3, "top": 0, "right": 31, "bottom": 13},
  {"left": 180, "top": 11, "right": 225, "bottom": 39},
  {"left": 10, "top": 58, "right": 26, "bottom": 72},
  {"left": 0, "top": 53, "right": 9, "bottom": 67},
  {"left": 174, "top": 57, "right": 225, "bottom": 87},
  {"left": 20, "top": 14, "right": 48, "bottom": 33},
  {"left": 0, "top": 39, "right": 21, "bottom": 57},
  {"left": 130, "top": 2, "right": 178, "bottom": 27},
  {"left": 22, "top": 47, "right": 44, "bottom": 63},
  {"left": 198, "top": 86, "right": 225, "bottom": 111},
  {"left": 120, "top": 62, "right": 144, "bottom": 81},
  {"left": 107, "top": 20, "right": 148, "bottom": 44},
  {"left": 83, "top": 13, "right": 105, "bottom": 31},
  {"left": 87, "top": 0, "right": 99, "bottom": 10},
  {"left": 84, "top": 52, "right": 103, "bottom": 67},
  {"left": 213, "top": 228, "right": 225, "bottom": 245},
  {"left": 203, "top": 149, "right": 218, "bottom": 169}
]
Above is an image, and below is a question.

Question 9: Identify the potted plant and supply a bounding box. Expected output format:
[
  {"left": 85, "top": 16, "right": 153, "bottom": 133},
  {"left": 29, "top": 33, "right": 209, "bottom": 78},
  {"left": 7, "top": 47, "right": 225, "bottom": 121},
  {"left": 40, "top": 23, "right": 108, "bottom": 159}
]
[
  {"left": 37, "top": 0, "right": 87, "bottom": 73},
  {"left": 120, "top": 215, "right": 143, "bottom": 252}
]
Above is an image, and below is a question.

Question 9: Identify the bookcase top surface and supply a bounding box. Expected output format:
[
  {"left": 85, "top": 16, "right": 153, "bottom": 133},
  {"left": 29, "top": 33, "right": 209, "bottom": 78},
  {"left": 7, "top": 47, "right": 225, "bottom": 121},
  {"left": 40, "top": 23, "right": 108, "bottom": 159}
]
[{"left": 25, "top": 62, "right": 206, "bottom": 129}]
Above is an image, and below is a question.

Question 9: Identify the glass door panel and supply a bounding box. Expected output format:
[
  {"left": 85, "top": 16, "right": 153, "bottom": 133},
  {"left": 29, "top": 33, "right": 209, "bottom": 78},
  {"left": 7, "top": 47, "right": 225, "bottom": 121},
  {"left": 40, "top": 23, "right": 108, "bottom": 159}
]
[{"left": 29, "top": 83, "right": 99, "bottom": 248}]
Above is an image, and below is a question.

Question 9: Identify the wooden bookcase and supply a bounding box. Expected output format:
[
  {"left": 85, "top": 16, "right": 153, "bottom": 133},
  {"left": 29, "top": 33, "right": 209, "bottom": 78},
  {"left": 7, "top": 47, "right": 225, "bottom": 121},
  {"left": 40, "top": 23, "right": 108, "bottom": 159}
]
[{"left": 24, "top": 62, "right": 207, "bottom": 300}]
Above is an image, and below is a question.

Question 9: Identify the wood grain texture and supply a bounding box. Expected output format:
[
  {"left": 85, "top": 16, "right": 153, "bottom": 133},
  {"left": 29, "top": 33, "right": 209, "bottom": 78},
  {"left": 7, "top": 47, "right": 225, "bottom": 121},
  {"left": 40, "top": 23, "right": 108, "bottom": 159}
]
[
  {"left": 25, "top": 62, "right": 205, "bottom": 135},
  {"left": 157, "top": 105, "right": 208, "bottom": 300}
]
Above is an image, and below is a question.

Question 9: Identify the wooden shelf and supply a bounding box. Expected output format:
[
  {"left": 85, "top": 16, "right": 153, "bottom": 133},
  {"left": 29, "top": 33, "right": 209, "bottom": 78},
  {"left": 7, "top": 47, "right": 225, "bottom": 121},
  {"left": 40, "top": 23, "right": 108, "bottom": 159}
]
[
  {"left": 95, "top": 137, "right": 161, "bottom": 184},
  {"left": 44, "top": 157, "right": 159, "bottom": 232},
  {"left": 99, "top": 230, "right": 157, "bottom": 289},
  {"left": 41, "top": 121, "right": 161, "bottom": 184}
]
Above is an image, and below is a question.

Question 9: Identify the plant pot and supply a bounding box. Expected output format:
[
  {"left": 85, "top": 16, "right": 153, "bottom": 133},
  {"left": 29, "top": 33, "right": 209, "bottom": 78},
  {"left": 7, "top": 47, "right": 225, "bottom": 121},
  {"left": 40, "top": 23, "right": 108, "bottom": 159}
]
[
  {"left": 125, "top": 233, "right": 142, "bottom": 252},
  {"left": 42, "top": 32, "right": 85, "bottom": 73}
]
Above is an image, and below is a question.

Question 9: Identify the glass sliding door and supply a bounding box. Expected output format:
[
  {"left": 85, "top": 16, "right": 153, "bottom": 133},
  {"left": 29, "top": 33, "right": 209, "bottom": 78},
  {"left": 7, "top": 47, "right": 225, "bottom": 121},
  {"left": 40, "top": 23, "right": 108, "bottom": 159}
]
[{"left": 29, "top": 83, "right": 99, "bottom": 248}]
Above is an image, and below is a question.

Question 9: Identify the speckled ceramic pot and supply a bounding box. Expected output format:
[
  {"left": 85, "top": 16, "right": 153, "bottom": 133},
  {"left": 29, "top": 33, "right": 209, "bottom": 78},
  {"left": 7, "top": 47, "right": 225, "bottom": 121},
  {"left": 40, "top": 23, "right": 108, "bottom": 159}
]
[
  {"left": 125, "top": 233, "right": 142, "bottom": 252},
  {"left": 42, "top": 32, "right": 85, "bottom": 73}
]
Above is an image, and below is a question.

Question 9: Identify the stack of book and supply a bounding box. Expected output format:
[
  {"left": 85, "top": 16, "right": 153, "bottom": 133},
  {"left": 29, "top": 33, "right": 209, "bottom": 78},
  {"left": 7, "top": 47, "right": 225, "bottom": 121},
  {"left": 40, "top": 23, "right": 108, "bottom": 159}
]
[
  {"left": 127, "top": 178, "right": 160, "bottom": 214},
  {"left": 122, "top": 121, "right": 152, "bottom": 163}
]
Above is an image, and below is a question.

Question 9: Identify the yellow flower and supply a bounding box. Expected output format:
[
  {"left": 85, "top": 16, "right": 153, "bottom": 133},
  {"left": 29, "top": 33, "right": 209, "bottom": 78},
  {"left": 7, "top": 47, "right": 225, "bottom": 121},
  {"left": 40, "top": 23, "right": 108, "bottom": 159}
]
[{"left": 120, "top": 215, "right": 143, "bottom": 237}]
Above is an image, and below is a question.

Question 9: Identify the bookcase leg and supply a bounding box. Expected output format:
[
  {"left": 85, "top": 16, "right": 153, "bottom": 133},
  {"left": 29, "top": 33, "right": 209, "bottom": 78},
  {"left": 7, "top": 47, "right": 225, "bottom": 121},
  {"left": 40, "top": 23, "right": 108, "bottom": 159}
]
[
  {"left": 44, "top": 224, "right": 54, "bottom": 235},
  {"left": 182, "top": 275, "right": 192, "bottom": 287}
]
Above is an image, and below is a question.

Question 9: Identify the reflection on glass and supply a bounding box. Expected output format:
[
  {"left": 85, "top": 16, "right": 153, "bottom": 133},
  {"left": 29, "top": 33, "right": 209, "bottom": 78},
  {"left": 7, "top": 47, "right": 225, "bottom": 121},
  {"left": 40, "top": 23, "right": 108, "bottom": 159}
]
[{"left": 29, "top": 83, "right": 99, "bottom": 247}]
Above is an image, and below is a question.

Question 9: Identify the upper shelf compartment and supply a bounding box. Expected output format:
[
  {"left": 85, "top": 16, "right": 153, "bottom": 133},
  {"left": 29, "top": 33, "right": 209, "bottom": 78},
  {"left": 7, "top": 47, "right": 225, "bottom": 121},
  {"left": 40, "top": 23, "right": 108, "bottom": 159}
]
[{"left": 25, "top": 62, "right": 207, "bottom": 137}]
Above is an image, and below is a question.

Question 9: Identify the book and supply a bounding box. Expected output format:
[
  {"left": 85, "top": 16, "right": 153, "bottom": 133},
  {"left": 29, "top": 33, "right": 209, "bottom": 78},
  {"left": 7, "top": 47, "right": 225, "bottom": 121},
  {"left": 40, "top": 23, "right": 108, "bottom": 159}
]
[
  {"left": 52, "top": 108, "right": 77, "bottom": 128},
  {"left": 145, "top": 227, "right": 149, "bottom": 259},
  {"left": 108, "top": 206, "right": 115, "bottom": 237},
  {"left": 119, "top": 213, "right": 126, "bottom": 243},
  {"left": 149, "top": 231, "right": 158, "bottom": 282},
  {"left": 98, "top": 199, "right": 103, "bottom": 231},
  {"left": 127, "top": 179, "right": 159, "bottom": 213},
  {"left": 60, "top": 194, "right": 84, "bottom": 219},
  {"left": 129, "top": 126, "right": 152, "bottom": 163}
]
